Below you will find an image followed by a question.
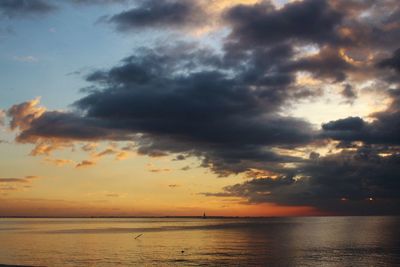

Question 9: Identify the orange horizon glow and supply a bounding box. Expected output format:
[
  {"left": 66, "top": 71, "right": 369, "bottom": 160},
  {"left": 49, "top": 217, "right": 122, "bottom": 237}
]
[{"left": 0, "top": 197, "right": 322, "bottom": 217}]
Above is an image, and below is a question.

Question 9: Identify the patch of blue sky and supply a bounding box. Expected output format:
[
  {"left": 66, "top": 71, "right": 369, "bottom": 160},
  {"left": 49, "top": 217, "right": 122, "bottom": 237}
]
[{"left": 0, "top": 1, "right": 169, "bottom": 110}]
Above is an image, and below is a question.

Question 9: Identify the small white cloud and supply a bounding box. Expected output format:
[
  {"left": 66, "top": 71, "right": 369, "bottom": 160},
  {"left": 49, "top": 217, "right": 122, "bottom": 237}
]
[{"left": 13, "top": 55, "right": 38, "bottom": 62}]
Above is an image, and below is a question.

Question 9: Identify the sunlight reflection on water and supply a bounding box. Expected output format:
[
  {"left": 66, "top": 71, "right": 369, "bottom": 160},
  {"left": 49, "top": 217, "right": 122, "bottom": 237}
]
[{"left": 0, "top": 217, "right": 399, "bottom": 266}]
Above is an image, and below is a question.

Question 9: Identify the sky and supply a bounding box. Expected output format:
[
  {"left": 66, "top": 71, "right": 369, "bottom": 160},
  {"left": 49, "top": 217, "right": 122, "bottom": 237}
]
[{"left": 0, "top": 0, "right": 399, "bottom": 217}]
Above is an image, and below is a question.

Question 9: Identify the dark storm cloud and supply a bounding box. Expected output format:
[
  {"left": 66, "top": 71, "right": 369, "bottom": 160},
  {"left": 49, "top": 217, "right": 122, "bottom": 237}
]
[
  {"left": 108, "top": 0, "right": 204, "bottom": 31},
  {"left": 8, "top": 43, "right": 316, "bottom": 176},
  {"left": 14, "top": 111, "right": 131, "bottom": 143},
  {"left": 74, "top": 45, "right": 314, "bottom": 156},
  {"left": 223, "top": 0, "right": 358, "bottom": 84},
  {"left": 322, "top": 117, "right": 365, "bottom": 131},
  {"left": 133, "top": 123, "right": 310, "bottom": 176},
  {"left": 296, "top": 0, "right": 398, "bottom": 55},
  {"left": 0, "top": 0, "right": 56, "bottom": 18},
  {"left": 377, "top": 48, "right": 400, "bottom": 73},
  {"left": 322, "top": 89, "right": 400, "bottom": 145},
  {"left": 225, "top": 0, "right": 343, "bottom": 48},
  {"left": 77, "top": 45, "right": 307, "bottom": 128},
  {"left": 231, "top": 44, "right": 295, "bottom": 86},
  {"left": 204, "top": 148, "right": 400, "bottom": 215},
  {"left": 286, "top": 47, "right": 353, "bottom": 82},
  {"left": 322, "top": 115, "right": 400, "bottom": 145},
  {"left": 341, "top": 84, "right": 356, "bottom": 103}
]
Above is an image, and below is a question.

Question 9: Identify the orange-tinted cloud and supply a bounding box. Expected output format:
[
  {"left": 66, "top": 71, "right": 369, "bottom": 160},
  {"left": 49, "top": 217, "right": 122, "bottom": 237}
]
[
  {"left": 81, "top": 142, "right": 98, "bottom": 152},
  {"left": 116, "top": 151, "right": 129, "bottom": 160},
  {"left": 149, "top": 168, "right": 171, "bottom": 173},
  {"left": 96, "top": 148, "right": 117, "bottom": 157},
  {"left": 7, "top": 97, "right": 45, "bottom": 132},
  {"left": 75, "top": 160, "right": 96, "bottom": 168},
  {"left": 44, "top": 158, "right": 75, "bottom": 166},
  {"left": 0, "top": 176, "right": 40, "bottom": 195}
]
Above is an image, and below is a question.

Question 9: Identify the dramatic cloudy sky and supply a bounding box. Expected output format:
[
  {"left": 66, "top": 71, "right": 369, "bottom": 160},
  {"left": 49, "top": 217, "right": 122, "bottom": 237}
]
[{"left": 0, "top": 0, "right": 399, "bottom": 216}]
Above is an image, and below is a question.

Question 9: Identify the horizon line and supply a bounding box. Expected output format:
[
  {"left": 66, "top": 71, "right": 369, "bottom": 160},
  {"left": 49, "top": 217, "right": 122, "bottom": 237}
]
[{"left": 0, "top": 215, "right": 397, "bottom": 219}]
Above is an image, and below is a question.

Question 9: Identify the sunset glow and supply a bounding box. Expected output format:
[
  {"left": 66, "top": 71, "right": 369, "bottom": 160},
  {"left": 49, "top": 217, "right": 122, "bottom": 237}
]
[{"left": 1, "top": 0, "right": 399, "bottom": 217}]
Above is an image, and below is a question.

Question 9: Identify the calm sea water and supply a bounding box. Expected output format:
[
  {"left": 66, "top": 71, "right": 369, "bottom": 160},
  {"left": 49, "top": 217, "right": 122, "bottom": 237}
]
[{"left": 0, "top": 217, "right": 399, "bottom": 266}]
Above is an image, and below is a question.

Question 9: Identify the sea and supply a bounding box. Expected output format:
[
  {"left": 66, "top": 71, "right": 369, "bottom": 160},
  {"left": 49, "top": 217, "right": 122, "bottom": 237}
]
[{"left": 0, "top": 216, "right": 399, "bottom": 266}]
